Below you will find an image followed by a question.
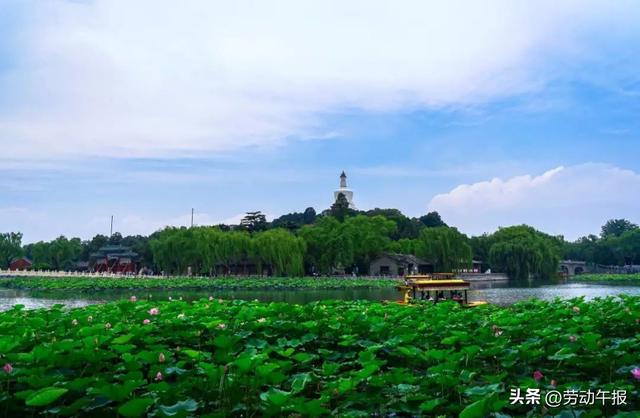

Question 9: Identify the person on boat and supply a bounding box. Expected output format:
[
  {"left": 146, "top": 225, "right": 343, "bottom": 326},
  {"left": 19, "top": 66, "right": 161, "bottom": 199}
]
[{"left": 452, "top": 292, "right": 463, "bottom": 305}]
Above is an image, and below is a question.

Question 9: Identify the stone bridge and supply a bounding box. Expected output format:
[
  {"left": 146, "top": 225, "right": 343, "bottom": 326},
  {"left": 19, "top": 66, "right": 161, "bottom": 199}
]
[{"left": 559, "top": 260, "right": 590, "bottom": 276}]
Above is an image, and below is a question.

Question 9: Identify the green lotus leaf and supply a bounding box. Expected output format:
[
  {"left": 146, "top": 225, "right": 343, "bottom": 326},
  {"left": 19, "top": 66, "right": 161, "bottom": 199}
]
[
  {"left": 117, "top": 398, "right": 155, "bottom": 417},
  {"left": 25, "top": 387, "right": 68, "bottom": 407},
  {"left": 157, "top": 399, "right": 199, "bottom": 416},
  {"left": 259, "top": 388, "right": 291, "bottom": 407}
]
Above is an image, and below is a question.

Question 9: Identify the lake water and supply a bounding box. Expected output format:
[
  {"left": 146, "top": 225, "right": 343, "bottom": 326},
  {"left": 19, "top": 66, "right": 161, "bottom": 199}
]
[{"left": 1, "top": 279, "right": 640, "bottom": 311}]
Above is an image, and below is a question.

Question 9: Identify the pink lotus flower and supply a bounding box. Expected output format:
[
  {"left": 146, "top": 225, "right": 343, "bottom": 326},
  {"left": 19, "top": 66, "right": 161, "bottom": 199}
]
[
  {"left": 154, "top": 371, "right": 163, "bottom": 381},
  {"left": 130, "top": 296, "right": 137, "bottom": 302},
  {"left": 550, "top": 379, "right": 557, "bottom": 387},
  {"left": 631, "top": 368, "right": 640, "bottom": 380},
  {"left": 217, "top": 323, "right": 226, "bottom": 330},
  {"left": 148, "top": 308, "right": 159, "bottom": 316},
  {"left": 3, "top": 363, "right": 12, "bottom": 374},
  {"left": 71, "top": 319, "right": 78, "bottom": 326},
  {"left": 105, "top": 322, "right": 112, "bottom": 329},
  {"left": 158, "top": 353, "right": 165, "bottom": 363},
  {"left": 143, "top": 319, "right": 150, "bottom": 325},
  {"left": 569, "top": 335, "right": 577, "bottom": 342},
  {"left": 533, "top": 370, "right": 544, "bottom": 381}
]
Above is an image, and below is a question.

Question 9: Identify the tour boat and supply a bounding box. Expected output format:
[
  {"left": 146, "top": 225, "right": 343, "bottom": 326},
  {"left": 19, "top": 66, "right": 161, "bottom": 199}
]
[{"left": 396, "top": 274, "right": 488, "bottom": 307}]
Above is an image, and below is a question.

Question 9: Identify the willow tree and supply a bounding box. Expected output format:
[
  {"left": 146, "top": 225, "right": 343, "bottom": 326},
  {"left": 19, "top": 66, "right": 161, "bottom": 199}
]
[
  {"left": 299, "top": 216, "right": 352, "bottom": 274},
  {"left": 488, "top": 225, "right": 561, "bottom": 279},
  {"left": 149, "top": 227, "right": 202, "bottom": 274},
  {"left": 217, "top": 231, "right": 252, "bottom": 273},
  {"left": 299, "top": 215, "right": 395, "bottom": 274},
  {"left": 252, "top": 228, "right": 305, "bottom": 276},
  {"left": 416, "top": 226, "right": 472, "bottom": 272}
]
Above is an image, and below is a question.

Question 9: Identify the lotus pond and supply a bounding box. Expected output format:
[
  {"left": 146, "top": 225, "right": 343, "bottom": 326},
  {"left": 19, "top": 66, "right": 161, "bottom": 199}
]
[
  {"left": 574, "top": 274, "right": 640, "bottom": 282},
  {"left": 4, "top": 279, "right": 640, "bottom": 311},
  {"left": 0, "top": 276, "right": 400, "bottom": 291},
  {"left": 1, "top": 296, "right": 639, "bottom": 417}
]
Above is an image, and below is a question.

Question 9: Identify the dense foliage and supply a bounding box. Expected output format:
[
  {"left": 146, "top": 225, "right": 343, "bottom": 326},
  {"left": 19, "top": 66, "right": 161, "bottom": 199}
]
[
  {"left": 0, "top": 277, "right": 400, "bottom": 291},
  {"left": 8, "top": 212, "right": 640, "bottom": 278},
  {"left": 299, "top": 215, "right": 396, "bottom": 274},
  {"left": 0, "top": 297, "right": 638, "bottom": 416},
  {"left": 3, "top": 209, "right": 454, "bottom": 275},
  {"left": 148, "top": 227, "right": 306, "bottom": 276},
  {"left": 563, "top": 219, "right": 640, "bottom": 266},
  {"left": 0, "top": 232, "right": 23, "bottom": 269},
  {"left": 416, "top": 227, "right": 472, "bottom": 272},
  {"left": 601, "top": 219, "right": 639, "bottom": 239},
  {"left": 469, "top": 225, "right": 562, "bottom": 280},
  {"left": 24, "top": 236, "right": 83, "bottom": 270}
]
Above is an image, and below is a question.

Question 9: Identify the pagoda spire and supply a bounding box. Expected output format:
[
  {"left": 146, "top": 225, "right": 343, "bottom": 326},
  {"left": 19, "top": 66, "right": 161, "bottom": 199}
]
[
  {"left": 334, "top": 171, "right": 356, "bottom": 209},
  {"left": 340, "top": 171, "right": 347, "bottom": 188}
]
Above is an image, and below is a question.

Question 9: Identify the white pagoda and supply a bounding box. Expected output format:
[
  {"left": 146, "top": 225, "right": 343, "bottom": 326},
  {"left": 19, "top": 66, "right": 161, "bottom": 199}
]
[{"left": 334, "top": 171, "right": 357, "bottom": 209}]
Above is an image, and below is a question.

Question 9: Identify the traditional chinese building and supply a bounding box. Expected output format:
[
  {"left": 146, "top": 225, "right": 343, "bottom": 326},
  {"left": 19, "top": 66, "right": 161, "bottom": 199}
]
[
  {"left": 9, "top": 257, "right": 32, "bottom": 271},
  {"left": 369, "top": 253, "right": 433, "bottom": 276},
  {"left": 90, "top": 245, "right": 138, "bottom": 273}
]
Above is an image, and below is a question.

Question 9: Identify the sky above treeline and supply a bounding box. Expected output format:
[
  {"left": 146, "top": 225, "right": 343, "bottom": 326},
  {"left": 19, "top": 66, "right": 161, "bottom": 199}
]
[{"left": 1, "top": 0, "right": 640, "bottom": 243}]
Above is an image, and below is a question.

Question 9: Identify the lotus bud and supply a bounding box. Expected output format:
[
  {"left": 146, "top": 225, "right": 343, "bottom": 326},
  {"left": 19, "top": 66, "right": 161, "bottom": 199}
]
[
  {"left": 158, "top": 353, "right": 166, "bottom": 363},
  {"left": 3, "top": 363, "right": 12, "bottom": 374}
]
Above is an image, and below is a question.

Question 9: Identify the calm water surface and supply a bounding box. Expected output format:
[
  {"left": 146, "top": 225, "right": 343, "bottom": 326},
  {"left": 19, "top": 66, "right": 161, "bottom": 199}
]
[{"left": 1, "top": 280, "right": 640, "bottom": 311}]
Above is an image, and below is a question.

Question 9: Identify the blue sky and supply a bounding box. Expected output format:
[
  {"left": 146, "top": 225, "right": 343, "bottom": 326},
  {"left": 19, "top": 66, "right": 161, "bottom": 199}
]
[{"left": 1, "top": 0, "right": 640, "bottom": 243}]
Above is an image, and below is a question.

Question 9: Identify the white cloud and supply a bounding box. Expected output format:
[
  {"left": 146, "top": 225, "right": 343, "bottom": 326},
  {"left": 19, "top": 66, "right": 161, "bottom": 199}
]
[
  {"left": 428, "top": 164, "right": 640, "bottom": 239},
  {"left": 1, "top": 0, "right": 638, "bottom": 159}
]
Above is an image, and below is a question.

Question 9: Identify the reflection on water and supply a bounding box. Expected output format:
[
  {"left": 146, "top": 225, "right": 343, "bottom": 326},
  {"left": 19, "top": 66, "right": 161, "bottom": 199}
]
[{"left": 2, "top": 280, "right": 640, "bottom": 311}]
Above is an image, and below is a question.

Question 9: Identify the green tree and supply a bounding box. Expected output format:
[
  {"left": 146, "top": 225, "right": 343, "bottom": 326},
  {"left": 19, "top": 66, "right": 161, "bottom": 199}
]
[
  {"left": 252, "top": 229, "right": 306, "bottom": 276},
  {"left": 618, "top": 229, "right": 640, "bottom": 265},
  {"left": 419, "top": 211, "right": 447, "bottom": 228},
  {"left": 469, "top": 234, "right": 492, "bottom": 266},
  {"left": 330, "top": 193, "right": 355, "bottom": 222},
  {"left": 416, "top": 227, "right": 471, "bottom": 272},
  {"left": 80, "top": 234, "right": 109, "bottom": 260},
  {"left": 271, "top": 207, "right": 317, "bottom": 230},
  {"left": 240, "top": 211, "right": 268, "bottom": 232},
  {"left": 488, "top": 225, "right": 560, "bottom": 279},
  {"left": 299, "top": 215, "right": 395, "bottom": 274},
  {"left": 0, "top": 232, "right": 23, "bottom": 269},
  {"left": 364, "top": 208, "right": 422, "bottom": 239},
  {"left": 601, "top": 219, "right": 638, "bottom": 238}
]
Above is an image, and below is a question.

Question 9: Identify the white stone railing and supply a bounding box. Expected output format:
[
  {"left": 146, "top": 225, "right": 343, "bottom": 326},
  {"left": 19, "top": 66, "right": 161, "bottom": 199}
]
[{"left": 0, "top": 269, "right": 156, "bottom": 279}]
